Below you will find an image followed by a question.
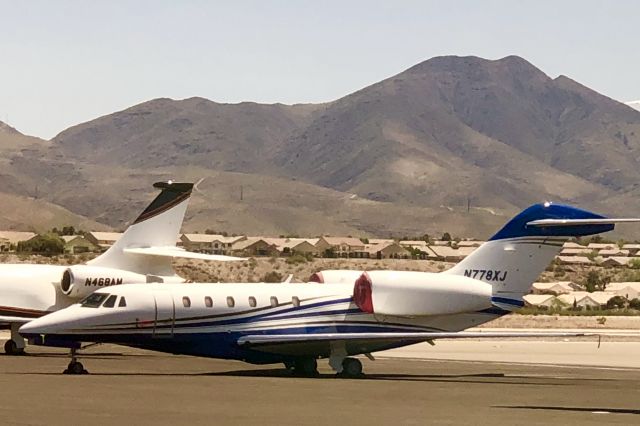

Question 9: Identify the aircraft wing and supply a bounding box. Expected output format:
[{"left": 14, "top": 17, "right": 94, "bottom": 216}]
[
  {"left": 0, "top": 316, "right": 33, "bottom": 324},
  {"left": 237, "top": 331, "right": 596, "bottom": 356},
  {"left": 123, "top": 247, "right": 245, "bottom": 261}
]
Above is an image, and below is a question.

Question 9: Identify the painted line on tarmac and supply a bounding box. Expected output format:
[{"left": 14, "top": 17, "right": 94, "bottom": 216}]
[{"left": 374, "top": 356, "right": 640, "bottom": 372}]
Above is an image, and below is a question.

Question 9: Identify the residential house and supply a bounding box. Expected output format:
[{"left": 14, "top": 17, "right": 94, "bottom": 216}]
[
  {"left": 86, "top": 232, "right": 123, "bottom": 250},
  {"left": 523, "top": 294, "right": 557, "bottom": 308},
  {"left": 61, "top": 235, "right": 98, "bottom": 254},
  {"left": 556, "top": 256, "right": 593, "bottom": 266},
  {"left": 587, "top": 243, "right": 618, "bottom": 251},
  {"left": 316, "top": 237, "right": 367, "bottom": 258},
  {"left": 428, "top": 246, "right": 476, "bottom": 262},
  {"left": 531, "top": 281, "right": 577, "bottom": 295},
  {"left": 457, "top": 240, "right": 484, "bottom": 248},
  {"left": 559, "top": 248, "right": 593, "bottom": 256},
  {"left": 622, "top": 244, "right": 640, "bottom": 255},
  {"left": 558, "top": 291, "right": 615, "bottom": 309},
  {"left": 598, "top": 248, "right": 630, "bottom": 258},
  {"left": 563, "top": 242, "right": 588, "bottom": 249},
  {"left": 606, "top": 282, "right": 640, "bottom": 300},
  {"left": 0, "top": 231, "right": 38, "bottom": 251},
  {"left": 180, "top": 234, "right": 246, "bottom": 254},
  {"left": 262, "top": 238, "right": 319, "bottom": 256},
  {"left": 598, "top": 256, "right": 637, "bottom": 268},
  {"left": 365, "top": 242, "right": 410, "bottom": 259},
  {"left": 231, "top": 238, "right": 278, "bottom": 256}
]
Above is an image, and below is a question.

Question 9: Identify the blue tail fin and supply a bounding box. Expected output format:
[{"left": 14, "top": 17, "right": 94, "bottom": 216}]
[{"left": 446, "top": 203, "right": 620, "bottom": 311}]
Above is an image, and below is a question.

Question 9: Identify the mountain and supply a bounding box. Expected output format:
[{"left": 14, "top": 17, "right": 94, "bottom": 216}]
[
  {"left": 4, "top": 56, "right": 640, "bottom": 238},
  {"left": 627, "top": 101, "right": 640, "bottom": 112}
]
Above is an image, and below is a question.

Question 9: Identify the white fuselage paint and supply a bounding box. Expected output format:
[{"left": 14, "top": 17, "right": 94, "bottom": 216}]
[{"left": 21, "top": 281, "right": 499, "bottom": 339}]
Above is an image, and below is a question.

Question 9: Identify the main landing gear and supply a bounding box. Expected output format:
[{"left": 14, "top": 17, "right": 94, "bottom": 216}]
[
  {"left": 63, "top": 348, "right": 88, "bottom": 375},
  {"left": 286, "top": 358, "right": 319, "bottom": 377},
  {"left": 4, "top": 324, "right": 26, "bottom": 355},
  {"left": 284, "top": 357, "right": 364, "bottom": 378},
  {"left": 339, "top": 358, "right": 363, "bottom": 377},
  {"left": 4, "top": 339, "right": 25, "bottom": 356}
]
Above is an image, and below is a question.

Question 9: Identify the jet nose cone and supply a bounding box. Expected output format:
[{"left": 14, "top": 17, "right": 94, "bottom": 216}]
[
  {"left": 19, "top": 310, "right": 71, "bottom": 337},
  {"left": 19, "top": 318, "right": 51, "bottom": 337}
]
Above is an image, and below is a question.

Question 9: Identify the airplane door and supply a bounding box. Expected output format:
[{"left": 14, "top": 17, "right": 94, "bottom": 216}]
[{"left": 153, "top": 291, "right": 175, "bottom": 337}]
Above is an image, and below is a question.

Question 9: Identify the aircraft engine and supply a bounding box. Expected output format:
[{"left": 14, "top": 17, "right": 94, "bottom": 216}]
[
  {"left": 60, "top": 266, "right": 148, "bottom": 300},
  {"left": 309, "top": 269, "right": 364, "bottom": 284},
  {"left": 353, "top": 270, "right": 492, "bottom": 317}
]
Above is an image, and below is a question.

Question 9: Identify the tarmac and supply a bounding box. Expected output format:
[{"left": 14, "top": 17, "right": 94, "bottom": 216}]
[{"left": 2, "top": 338, "right": 640, "bottom": 425}]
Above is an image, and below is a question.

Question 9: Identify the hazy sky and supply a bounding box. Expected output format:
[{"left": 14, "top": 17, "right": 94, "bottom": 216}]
[{"left": 1, "top": 0, "right": 639, "bottom": 139}]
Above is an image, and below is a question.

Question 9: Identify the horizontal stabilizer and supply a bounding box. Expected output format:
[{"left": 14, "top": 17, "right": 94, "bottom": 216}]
[
  {"left": 527, "top": 218, "right": 640, "bottom": 227},
  {"left": 0, "top": 316, "right": 33, "bottom": 324},
  {"left": 237, "top": 331, "right": 597, "bottom": 347},
  {"left": 123, "top": 247, "right": 245, "bottom": 261}
]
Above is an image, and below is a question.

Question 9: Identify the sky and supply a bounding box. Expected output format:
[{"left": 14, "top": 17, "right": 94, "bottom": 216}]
[{"left": 1, "top": 0, "right": 639, "bottom": 139}]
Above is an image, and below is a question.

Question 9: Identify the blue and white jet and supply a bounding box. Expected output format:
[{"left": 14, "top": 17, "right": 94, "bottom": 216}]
[{"left": 20, "top": 203, "right": 638, "bottom": 376}]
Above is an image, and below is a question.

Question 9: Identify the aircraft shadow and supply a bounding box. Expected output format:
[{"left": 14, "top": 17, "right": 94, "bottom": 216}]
[
  {"left": 496, "top": 405, "right": 640, "bottom": 415},
  {"left": 11, "top": 369, "right": 573, "bottom": 385}
]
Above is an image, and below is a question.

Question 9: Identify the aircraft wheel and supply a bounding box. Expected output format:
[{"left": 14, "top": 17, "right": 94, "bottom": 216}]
[
  {"left": 341, "top": 358, "right": 363, "bottom": 377},
  {"left": 64, "top": 361, "right": 87, "bottom": 375},
  {"left": 4, "top": 340, "right": 25, "bottom": 356},
  {"left": 293, "top": 358, "right": 318, "bottom": 377}
]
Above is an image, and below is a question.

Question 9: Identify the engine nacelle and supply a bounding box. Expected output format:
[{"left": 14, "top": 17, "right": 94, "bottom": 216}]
[
  {"left": 309, "top": 269, "right": 364, "bottom": 284},
  {"left": 353, "top": 270, "right": 492, "bottom": 317},
  {"left": 60, "top": 266, "right": 149, "bottom": 300}
]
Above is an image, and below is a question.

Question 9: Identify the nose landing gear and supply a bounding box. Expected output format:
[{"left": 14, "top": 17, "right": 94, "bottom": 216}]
[{"left": 63, "top": 348, "right": 88, "bottom": 375}]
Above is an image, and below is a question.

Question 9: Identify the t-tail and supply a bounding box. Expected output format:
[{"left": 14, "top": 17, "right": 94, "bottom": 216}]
[
  {"left": 88, "top": 181, "right": 194, "bottom": 276},
  {"left": 445, "top": 202, "right": 640, "bottom": 312}
]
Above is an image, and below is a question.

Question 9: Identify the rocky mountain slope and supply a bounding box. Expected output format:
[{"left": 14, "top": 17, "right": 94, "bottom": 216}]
[{"left": 4, "top": 55, "right": 640, "bottom": 238}]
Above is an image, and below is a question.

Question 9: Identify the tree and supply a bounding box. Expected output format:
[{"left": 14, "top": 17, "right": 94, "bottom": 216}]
[
  {"left": 582, "top": 270, "right": 610, "bottom": 292},
  {"left": 606, "top": 296, "right": 627, "bottom": 310},
  {"left": 629, "top": 258, "right": 640, "bottom": 270},
  {"left": 441, "top": 232, "right": 452, "bottom": 242},
  {"left": 17, "top": 234, "right": 65, "bottom": 255},
  {"left": 629, "top": 298, "right": 640, "bottom": 310}
]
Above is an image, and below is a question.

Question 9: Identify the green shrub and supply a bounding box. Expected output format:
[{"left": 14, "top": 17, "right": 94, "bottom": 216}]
[
  {"left": 17, "top": 234, "right": 64, "bottom": 255},
  {"left": 263, "top": 271, "right": 283, "bottom": 283}
]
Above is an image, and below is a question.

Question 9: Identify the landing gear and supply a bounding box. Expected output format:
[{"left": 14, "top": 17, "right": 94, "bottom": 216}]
[
  {"left": 63, "top": 348, "right": 88, "bottom": 375},
  {"left": 339, "top": 358, "right": 363, "bottom": 377},
  {"left": 4, "top": 324, "right": 26, "bottom": 355},
  {"left": 290, "top": 358, "right": 318, "bottom": 377},
  {"left": 4, "top": 339, "right": 25, "bottom": 356}
]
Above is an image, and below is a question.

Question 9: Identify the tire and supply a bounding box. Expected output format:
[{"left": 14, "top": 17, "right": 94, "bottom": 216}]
[
  {"left": 293, "top": 358, "right": 318, "bottom": 376},
  {"left": 342, "top": 358, "right": 363, "bottom": 377},
  {"left": 4, "top": 340, "right": 23, "bottom": 355},
  {"left": 66, "top": 361, "right": 86, "bottom": 375}
]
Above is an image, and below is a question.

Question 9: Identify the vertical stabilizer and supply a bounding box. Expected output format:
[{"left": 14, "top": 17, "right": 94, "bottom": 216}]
[
  {"left": 88, "top": 181, "right": 194, "bottom": 276},
  {"left": 445, "top": 203, "right": 615, "bottom": 311}
]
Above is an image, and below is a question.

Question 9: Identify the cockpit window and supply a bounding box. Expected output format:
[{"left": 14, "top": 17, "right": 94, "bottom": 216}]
[
  {"left": 118, "top": 297, "right": 127, "bottom": 307},
  {"left": 81, "top": 293, "right": 109, "bottom": 308},
  {"left": 103, "top": 295, "right": 117, "bottom": 308}
]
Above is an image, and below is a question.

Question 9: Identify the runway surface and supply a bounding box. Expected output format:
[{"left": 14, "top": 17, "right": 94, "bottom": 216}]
[{"left": 2, "top": 340, "right": 640, "bottom": 425}]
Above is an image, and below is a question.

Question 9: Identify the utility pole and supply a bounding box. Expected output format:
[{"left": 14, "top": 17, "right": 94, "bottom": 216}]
[{"left": 240, "top": 185, "right": 243, "bottom": 201}]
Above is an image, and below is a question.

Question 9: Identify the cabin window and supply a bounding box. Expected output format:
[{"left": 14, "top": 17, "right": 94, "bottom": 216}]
[
  {"left": 248, "top": 296, "right": 257, "bottom": 307},
  {"left": 292, "top": 296, "right": 300, "bottom": 307},
  {"left": 118, "top": 297, "right": 127, "bottom": 308},
  {"left": 102, "top": 295, "right": 117, "bottom": 308},
  {"left": 227, "top": 296, "right": 235, "bottom": 308},
  {"left": 270, "top": 296, "right": 279, "bottom": 308},
  {"left": 80, "top": 293, "right": 109, "bottom": 308},
  {"left": 205, "top": 296, "right": 213, "bottom": 308},
  {"left": 182, "top": 297, "right": 191, "bottom": 308}
]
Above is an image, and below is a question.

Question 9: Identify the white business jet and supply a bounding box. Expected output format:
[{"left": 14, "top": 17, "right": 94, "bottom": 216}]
[
  {"left": 20, "top": 203, "right": 638, "bottom": 376},
  {"left": 1, "top": 181, "right": 240, "bottom": 354}
]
